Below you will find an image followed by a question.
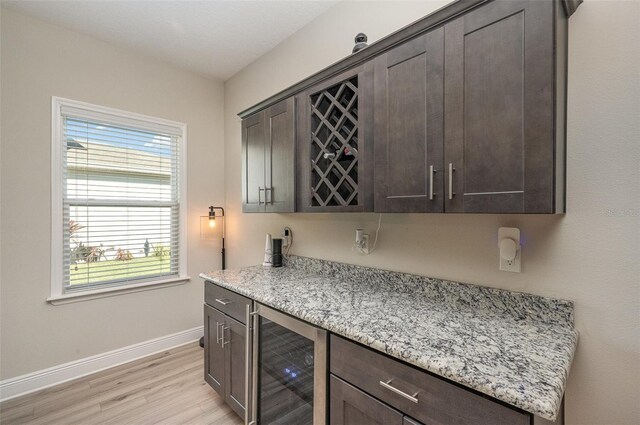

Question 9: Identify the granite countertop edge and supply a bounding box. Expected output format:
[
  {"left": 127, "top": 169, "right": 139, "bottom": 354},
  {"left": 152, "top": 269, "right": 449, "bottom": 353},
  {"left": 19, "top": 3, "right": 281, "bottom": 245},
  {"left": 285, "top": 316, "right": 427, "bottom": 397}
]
[{"left": 199, "top": 259, "right": 578, "bottom": 421}]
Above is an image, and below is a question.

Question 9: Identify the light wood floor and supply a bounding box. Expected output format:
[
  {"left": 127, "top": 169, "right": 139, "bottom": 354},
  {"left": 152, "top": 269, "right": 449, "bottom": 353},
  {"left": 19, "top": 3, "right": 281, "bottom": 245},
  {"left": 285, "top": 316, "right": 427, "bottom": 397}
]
[{"left": 0, "top": 342, "right": 243, "bottom": 425}]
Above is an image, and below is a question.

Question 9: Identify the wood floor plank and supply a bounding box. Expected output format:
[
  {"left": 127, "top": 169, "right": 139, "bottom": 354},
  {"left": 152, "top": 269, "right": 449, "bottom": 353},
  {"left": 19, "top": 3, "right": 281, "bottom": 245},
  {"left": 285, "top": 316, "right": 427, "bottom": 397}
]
[
  {"left": 0, "top": 344, "right": 194, "bottom": 415},
  {"left": 32, "top": 350, "right": 203, "bottom": 417},
  {"left": 3, "top": 345, "right": 200, "bottom": 421},
  {"left": 0, "top": 404, "right": 34, "bottom": 424},
  {"left": 88, "top": 344, "right": 197, "bottom": 389},
  {"left": 0, "top": 343, "right": 242, "bottom": 425}
]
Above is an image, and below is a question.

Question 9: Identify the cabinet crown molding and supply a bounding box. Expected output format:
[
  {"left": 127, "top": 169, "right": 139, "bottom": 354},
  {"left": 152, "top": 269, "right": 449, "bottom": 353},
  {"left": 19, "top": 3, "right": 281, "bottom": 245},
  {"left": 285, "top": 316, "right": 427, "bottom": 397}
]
[{"left": 237, "top": 0, "right": 580, "bottom": 119}]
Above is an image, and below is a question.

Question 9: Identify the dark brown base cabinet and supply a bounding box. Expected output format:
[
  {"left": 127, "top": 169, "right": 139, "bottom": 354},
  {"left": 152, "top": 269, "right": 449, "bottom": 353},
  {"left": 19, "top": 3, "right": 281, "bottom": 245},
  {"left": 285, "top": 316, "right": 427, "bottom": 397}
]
[
  {"left": 239, "top": 0, "right": 576, "bottom": 215},
  {"left": 331, "top": 375, "right": 423, "bottom": 425},
  {"left": 204, "top": 285, "right": 558, "bottom": 424},
  {"left": 329, "top": 335, "right": 530, "bottom": 425},
  {"left": 204, "top": 284, "right": 252, "bottom": 419}
]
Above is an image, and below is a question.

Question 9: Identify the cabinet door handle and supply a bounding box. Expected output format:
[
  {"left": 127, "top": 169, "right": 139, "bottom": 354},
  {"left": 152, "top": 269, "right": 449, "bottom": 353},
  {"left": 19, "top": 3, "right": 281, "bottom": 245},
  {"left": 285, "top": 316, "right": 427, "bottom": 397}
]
[
  {"left": 221, "top": 326, "right": 230, "bottom": 346},
  {"left": 429, "top": 165, "right": 436, "bottom": 200},
  {"left": 258, "top": 187, "right": 265, "bottom": 205},
  {"left": 448, "top": 163, "right": 456, "bottom": 200},
  {"left": 266, "top": 187, "right": 273, "bottom": 205},
  {"left": 379, "top": 379, "right": 419, "bottom": 403},
  {"left": 216, "top": 321, "right": 223, "bottom": 345},
  {"left": 215, "top": 298, "right": 232, "bottom": 306}
]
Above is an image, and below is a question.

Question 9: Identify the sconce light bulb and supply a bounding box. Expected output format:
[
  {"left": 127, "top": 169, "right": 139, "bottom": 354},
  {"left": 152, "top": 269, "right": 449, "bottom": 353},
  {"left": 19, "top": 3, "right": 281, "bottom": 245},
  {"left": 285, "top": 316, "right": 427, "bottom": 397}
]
[{"left": 208, "top": 218, "right": 216, "bottom": 228}]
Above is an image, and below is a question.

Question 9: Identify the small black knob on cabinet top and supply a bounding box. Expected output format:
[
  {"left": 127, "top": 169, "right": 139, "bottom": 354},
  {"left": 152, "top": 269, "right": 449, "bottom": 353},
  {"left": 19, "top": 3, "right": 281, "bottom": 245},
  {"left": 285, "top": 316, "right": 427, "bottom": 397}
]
[{"left": 352, "top": 33, "right": 368, "bottom": 53}]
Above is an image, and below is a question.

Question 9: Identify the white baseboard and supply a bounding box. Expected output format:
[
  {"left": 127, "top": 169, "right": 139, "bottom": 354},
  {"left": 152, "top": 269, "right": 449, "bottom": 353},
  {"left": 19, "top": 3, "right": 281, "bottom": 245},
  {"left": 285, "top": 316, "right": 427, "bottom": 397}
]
[{"left": 0, "top": 326, "right": 204, "bottom": 402}]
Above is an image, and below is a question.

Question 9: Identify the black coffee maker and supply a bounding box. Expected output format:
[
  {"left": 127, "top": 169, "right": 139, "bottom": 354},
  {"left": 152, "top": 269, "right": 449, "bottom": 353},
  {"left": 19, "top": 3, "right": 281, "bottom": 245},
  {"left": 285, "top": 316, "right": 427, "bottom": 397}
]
[{"left": 271, "top": 238, "right": 283, "bottom": 267}]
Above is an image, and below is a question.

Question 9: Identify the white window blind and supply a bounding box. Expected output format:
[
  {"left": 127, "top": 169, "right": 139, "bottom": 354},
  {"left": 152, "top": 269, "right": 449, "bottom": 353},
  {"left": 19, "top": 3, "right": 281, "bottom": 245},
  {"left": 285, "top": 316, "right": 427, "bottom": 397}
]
[{"left": 54, "top": 99, "right": 185, "bottom": 294}]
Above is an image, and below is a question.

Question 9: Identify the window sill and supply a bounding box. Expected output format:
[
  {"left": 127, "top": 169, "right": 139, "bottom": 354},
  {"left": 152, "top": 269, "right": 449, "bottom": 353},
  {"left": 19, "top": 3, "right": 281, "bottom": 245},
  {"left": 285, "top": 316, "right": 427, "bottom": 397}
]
[{"left": 47, "top": 276, "right": 191, "bottom": 305}]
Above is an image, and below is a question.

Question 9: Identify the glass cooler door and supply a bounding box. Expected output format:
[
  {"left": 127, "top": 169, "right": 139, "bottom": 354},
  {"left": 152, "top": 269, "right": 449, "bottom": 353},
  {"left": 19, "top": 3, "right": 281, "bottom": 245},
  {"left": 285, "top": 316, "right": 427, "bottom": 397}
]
[{"left": 257, "top": 317, "right": 315, "bottom": 425}]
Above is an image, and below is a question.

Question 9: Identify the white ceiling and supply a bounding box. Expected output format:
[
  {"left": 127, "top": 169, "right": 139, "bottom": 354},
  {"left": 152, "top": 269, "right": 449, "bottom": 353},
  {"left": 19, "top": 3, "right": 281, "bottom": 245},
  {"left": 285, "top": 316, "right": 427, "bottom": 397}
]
[{"left": 1, "top": 0, "right": 338, "bottom": 80}]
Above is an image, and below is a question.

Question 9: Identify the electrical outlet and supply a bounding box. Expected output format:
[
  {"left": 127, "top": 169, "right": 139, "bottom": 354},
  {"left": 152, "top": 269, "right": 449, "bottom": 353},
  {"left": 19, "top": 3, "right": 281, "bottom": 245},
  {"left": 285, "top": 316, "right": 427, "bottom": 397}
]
[
  {"left": 499, "top": 250, "right": 521, "bottom": 272},
  {"left": 498, "top": 227, "right": 521, "bottom": 272},
  {"left": 356, "top": 234, "right": 370, "bottom": 254},
  {"left": 281, "top": 227, "right": 292, "bottom": 248}
]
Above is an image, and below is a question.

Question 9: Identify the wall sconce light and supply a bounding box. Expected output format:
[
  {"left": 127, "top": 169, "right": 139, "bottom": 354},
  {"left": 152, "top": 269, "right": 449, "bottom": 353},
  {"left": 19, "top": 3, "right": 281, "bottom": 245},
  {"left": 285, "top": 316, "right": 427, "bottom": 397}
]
[{"left": 200, "top": 206, "right": 225, "bottom": 270}]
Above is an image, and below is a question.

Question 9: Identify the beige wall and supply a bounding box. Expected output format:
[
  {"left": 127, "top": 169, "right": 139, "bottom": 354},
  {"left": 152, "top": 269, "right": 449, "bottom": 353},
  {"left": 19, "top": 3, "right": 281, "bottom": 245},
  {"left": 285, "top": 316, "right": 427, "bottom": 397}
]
[
  {"left": 0, "top": 9, "right": 225, "bottom": 379},
  {"left": 224, "top": 1, "right": 640, "bottom": 424}
]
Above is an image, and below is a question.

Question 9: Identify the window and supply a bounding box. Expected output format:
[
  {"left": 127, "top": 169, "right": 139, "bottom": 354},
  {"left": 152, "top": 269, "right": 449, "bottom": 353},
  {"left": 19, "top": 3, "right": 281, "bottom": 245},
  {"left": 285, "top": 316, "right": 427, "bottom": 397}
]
[{"left": 50, "top": 97, "right": 187, "bottom": 301}]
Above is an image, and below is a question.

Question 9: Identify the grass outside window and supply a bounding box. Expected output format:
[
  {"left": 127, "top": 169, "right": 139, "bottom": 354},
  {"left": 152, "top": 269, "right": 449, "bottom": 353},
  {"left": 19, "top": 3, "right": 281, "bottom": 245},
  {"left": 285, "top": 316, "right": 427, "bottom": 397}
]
[{"left": 69, "top": 256, "right": 171, "bottom": 286}]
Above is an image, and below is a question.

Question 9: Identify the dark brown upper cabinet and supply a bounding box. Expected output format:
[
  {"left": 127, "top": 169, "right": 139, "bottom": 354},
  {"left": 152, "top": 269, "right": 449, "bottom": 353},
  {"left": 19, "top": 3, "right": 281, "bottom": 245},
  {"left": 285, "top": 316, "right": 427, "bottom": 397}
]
[
  {"left": 444, "top": 0, "right": 567, "bottom": 213},
  {"left": 296, "top": 64, "right": 374, "bottom": 212},
  {"left": 373, "top": 29, "right": 445, "bottom": 213},
  {"left": 239, "top": 0, "right": 574, "bottom": 215},
  {"left": 242, "top": 97, "right": 295, "bottom": 213}
]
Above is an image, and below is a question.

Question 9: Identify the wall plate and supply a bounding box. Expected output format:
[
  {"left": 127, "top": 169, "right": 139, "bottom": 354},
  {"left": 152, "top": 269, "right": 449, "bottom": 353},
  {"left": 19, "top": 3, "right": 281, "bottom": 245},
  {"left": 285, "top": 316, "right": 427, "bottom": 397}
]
[{"left": 498, "top": 227, "right": 521, "bottom": 273}]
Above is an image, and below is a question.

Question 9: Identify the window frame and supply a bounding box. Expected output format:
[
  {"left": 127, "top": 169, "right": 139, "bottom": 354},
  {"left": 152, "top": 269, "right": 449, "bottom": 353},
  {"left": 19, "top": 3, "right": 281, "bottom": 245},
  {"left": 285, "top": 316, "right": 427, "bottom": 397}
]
[{"left": 49, "top": 97, "right": 189, "bottom": 304}]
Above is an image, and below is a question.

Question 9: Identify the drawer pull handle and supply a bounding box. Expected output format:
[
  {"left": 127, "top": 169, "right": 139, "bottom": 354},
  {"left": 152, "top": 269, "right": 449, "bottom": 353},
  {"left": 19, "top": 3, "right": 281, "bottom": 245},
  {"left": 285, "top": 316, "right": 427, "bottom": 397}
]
[
  {"left": 379, "top": 379, "right": 419, "bottom": 403},
  {"left": 215, "top": 298, "right": 232, "bottom": 306}
]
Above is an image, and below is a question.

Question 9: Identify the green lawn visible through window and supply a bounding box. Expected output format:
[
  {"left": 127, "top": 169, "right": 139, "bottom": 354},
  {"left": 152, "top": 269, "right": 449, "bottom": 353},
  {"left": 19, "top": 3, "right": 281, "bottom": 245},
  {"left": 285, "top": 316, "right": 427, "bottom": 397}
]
[{"left": 69, "top": 256, "right": 171, "bottom": 286}]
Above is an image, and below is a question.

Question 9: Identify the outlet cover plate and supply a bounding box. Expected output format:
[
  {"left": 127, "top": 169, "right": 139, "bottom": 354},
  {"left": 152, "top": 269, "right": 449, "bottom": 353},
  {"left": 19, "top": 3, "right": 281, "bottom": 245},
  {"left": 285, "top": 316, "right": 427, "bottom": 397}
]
[
  {"left": 498, "top": 227, "right": 521, "bottom": 272},
  {"left": 356, "top": 234, "right": 370, "bottom": 254}
]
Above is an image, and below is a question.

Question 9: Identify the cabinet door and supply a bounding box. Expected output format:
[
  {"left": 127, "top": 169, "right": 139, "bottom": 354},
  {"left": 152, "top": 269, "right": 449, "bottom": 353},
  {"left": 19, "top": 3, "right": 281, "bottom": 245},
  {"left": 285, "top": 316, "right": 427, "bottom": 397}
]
[
  {"left": 204, "top": 304, "right": 225, "bottom": 395},
  {"left": 444, "top": 0, "right": 555, "bottom": 213},
  {"left": 374, "top": 29, "right": 444, "bottom": 213},
  {"left": 265, "top": 98, "right": 296, "bottom": 213},
  {"left": 242, "top": 111, "right": 266, "bottom": 213},
  {"left": 296, "top": 64, "right": 374, "bottom": 212},
  {"left": 224, "top": 315, "right": 246, "bottom": 418},
  {"left": 330, "top": 375, "right": 403, "bottom": 425}
]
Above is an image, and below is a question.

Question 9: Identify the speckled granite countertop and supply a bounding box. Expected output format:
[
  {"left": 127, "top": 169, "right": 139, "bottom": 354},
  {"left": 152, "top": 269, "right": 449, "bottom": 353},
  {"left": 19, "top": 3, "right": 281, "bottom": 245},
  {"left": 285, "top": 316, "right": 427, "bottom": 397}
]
[{"left": 200, "top": 256, "right": 578, "bottom": 421}]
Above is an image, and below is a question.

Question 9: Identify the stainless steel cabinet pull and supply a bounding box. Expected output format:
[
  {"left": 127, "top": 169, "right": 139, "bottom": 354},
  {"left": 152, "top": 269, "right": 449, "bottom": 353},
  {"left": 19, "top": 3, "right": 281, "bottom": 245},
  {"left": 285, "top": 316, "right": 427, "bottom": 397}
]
[
  {"left": 221, "top": 326, "right": 230, "bottom": 346},
  {"left": 266, "top": 187, "right": 273, "bottom": 205},
  {"left": 251, "top": 310, "right": 259, "bottom": 425},
  {"left": 258, "top": 187, "right": 265, "bottom": 205},
  {"left": 215, "top": 321, "right": 223, "bottom": 345},
  {"left": 448, "top": 163, "right": 456, "bottom": 200},
  {"left": 379, "top": 379, "right": 419, "bottom": 403},
  {"left": 244, "top": 305, "right": 254, "bottom": 425},
  {"left": 429, "top": 165, "right": 436, "bottom": 200},
  {"left": 215, "top": 298, "right": 232, "bottom": 306}
]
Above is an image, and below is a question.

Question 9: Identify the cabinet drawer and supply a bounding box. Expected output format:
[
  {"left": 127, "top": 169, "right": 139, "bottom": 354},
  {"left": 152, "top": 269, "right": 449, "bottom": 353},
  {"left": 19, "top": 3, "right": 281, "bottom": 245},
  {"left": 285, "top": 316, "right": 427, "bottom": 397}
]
[
  {"left": 330, "top": 335, "right": 530, "bottom": 425},
  {"left": 205, "top": 281, "right": 251, "bottom": 324},
  {"left": 330, "top": 374, "right": 403, "bottom": 425}
]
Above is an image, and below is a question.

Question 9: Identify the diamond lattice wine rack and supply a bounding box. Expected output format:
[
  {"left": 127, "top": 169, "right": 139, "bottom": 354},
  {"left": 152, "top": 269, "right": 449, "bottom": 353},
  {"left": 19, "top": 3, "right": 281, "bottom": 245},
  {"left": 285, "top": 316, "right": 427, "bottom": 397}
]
[{"left": 309, "top": 76, "right": 360, "bottom": 207}]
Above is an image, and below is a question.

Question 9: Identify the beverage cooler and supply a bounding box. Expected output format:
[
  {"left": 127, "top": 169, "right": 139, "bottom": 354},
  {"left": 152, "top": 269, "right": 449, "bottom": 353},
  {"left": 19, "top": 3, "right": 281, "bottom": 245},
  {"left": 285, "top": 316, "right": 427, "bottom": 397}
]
[{"left": 246, "top": 303, "right": 327, "bottom": 425}]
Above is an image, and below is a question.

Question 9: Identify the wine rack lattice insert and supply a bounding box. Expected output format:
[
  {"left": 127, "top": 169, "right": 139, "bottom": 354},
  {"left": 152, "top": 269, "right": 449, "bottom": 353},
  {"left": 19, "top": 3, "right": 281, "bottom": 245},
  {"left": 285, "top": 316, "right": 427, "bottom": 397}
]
[{"left": 309, "top": 76, "right": 359, "bottom": 207}]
